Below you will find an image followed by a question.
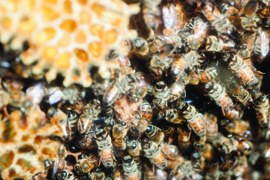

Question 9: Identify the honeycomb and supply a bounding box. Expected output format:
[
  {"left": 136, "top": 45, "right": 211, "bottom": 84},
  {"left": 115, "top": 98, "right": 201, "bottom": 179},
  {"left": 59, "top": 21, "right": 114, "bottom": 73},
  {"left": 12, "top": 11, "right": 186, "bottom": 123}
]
[{"left": 0, "top": 0, "right": 139, "bottom": 87}]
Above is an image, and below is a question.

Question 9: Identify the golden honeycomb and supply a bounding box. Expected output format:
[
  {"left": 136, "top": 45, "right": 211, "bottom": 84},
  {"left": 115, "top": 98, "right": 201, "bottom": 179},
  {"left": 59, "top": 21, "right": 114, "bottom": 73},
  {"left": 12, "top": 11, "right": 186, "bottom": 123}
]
[{"left": 0, "top": 0, "right": 139, "bottom": 87}]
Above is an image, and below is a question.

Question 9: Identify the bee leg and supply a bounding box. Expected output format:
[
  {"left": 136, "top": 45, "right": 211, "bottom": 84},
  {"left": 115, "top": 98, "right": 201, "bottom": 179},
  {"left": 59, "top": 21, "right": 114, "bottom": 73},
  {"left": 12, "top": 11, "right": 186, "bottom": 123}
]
[
  {"left": 222, "top": 108, "right": 225, "bottom": 116},
  {"left": 2, "top": 106, "right": 9, "bottom": 122}
]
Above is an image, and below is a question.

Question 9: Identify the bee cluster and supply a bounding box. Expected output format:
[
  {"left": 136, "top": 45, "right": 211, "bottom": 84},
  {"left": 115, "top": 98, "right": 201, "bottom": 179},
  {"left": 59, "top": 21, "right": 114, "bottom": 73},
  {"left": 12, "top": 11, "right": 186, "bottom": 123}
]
[{"left": 1, "top": 0, "right": 270, "bottom": 179}]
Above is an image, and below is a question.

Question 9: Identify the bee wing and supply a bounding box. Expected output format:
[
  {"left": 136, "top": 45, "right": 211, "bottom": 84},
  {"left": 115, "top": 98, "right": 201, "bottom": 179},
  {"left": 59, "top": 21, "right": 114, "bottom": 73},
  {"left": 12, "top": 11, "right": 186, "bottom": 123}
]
[
  {"left": 162, "top": 4, "right": 177, "bottom": 29},
  {"left": 259, "top": 31, "right": 270, "bottom": 57}
]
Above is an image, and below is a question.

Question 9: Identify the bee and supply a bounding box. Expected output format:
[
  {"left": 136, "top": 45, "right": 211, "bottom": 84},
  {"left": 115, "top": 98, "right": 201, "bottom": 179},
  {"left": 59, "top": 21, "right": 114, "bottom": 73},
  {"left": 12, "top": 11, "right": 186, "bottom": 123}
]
[
  {"left": 213, "top": 134, "right": 238, "bottom": 154},
  {"left": 262, "top": 121, "right": 270, "bottom": 141},
  {"left": 239, "top": 15, "right": 259, "bottom": 32},
  {"left": 149, "top": 54, "right": 173, "bottom": 78},
  {"left": 113, "top": 94, "right": 142, "bottom": 127},
  {"left": 135, "top": 71, "right": 152, "bottom": 95},
  {"left": 201, "top": 143, "right": 216, "bottom": 162},
  {"left": 77, "top": 132, "right": 96, "bottom": 150},
  {"left": 181, "top": 103, "right": 206, "bottom": 137},
  {"left": 170, "top": 161, "right": 194, "bottom": 180},
  {"left": 56, "top": 168, "right": 76, "bottom": 180},
  {"left": 171, "top": 56, "right": 188, "bottom": 82},
  {"left": 165, "top": 108, "right": 184, "bottom": 124},
  {"left": 229, "top": 55, "right": 258, "bottom": 87},
  {"left": 204, "top": 113, "right": 218, "bottom": 142},
  {"left": 145, "top": 125, "right": 165, "bottom": 144},
  {"left": 112, "top": 122, "right": 128, "bottom": 150},
  {"left": 129, "top": 38, "right": 149, "bottom": 57},
  {"left": 254, "top": 94, "right": 270, "bottom": 128},
  {"left": 221, "top": 119, "right": 251, "bottom": 139},
  {"left": 201, "top": 2, "right": 221, "bottom": 23},
  {"left": 153, "top": 81, "right": 169, "bottom": 112},
  {"left": 142, "top": 139, "right": 168, "bottom": 169},
  {"left": 186, "top": 17, "right": 209, "bottom": 50},
  {"left": 206, "top": 36, "right": 236, "bottom": 52},
  {"left": 177, "top": 124, "right": 192, "bottom": 150},
  {"left": 227, "top": 82, "right": 253, "bottom": 106},
  {"left": 88, "top": 168, "right": 105, "bottom": 180},
  {"left": 114, "top": 167, "right": 125, "bottom": 180},
  {"left": 161, "top": 144, "right": 179, "bottom": 169},
  {"left": 77, "top": 99, "right": 101, "bottom": 135},
  {"left": 74, "top": 154, "right": 98, "bottom": 175},
  {"left": 96, "top": 129, "right": 115, "bottom": 168},
  {"left": 200, "top": 67, "right": 218, "bottom": 83},
  {"left": 132, "top": 100, "right": 152, "bottom": 135},
  {"left": 235, "top": 137, "right": 254, "bottom": 155},
  {"left": 62, "top": 111, "right": 79, "bottom": 142},
  {"left": 168, "top": 83, "right": 186, "bottom": 103},
  {"left": 127, "top": 139, "right": 142, "bottom": 157},
  {"left": 205, "top": 81, "right": 234, "bottom": 113},
  {"left": 123, "top": 155, "right": 140, "bottom": 180}
]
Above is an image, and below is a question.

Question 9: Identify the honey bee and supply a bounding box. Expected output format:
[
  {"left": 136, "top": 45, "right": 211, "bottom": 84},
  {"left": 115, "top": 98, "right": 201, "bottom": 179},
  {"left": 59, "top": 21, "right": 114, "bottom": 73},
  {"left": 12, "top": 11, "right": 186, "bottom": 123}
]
[
  {"left": 202, "top": 2, "right": 235, "bottom": 35},
  {"left": 112, "top": 122, "right": 128, "bottom": 150},
  {"left": 205, "top": 81, "right": 234, "bottom": 113},
  {"left": 123, "top": 155, "right": 140, "bottom": 180},
  {"left": 206, "top": 36, "right": 236, "bottom": 52},
  {"left": 239, "top": 15, "right": 259, "bottom": 32},
  {"left": 96, "top": 129, "right": 115, "bottom": 168},
  {"left": 200, "top": 67, "right": 218, "bottom": 83},
  {"left": 77, "top": 132, "right": 96, "bottom": 150},
  {"left": 263, "top": 143, "right": 270, "bottom": 161},
  {"left": 204, "top": 113, "right": 218, "bottom": 142},
  {"left": 161, "top": 144, "right": 179, "bottom": 169},
  {"left": 254, "top": 94, "right": 270, "bottom": 128},
  {"left": 142, "top": 139, "right": 168, "bottom": 169},
  {"left": 149, "top": 54, "right": 173, "bottom": 78},
  {"left": 114, "top": 167, "right": 125, "bottom": 180},
  {"left": 186, "top": 17, "right": 209, "bottom": 50},
  {"left": 221, "top": 119, "right": 251, "bottom": 139},
  {"left": 171, "top": 56, "right": 188, "bottom": 82},
  {"left": 227, "top": 81, "right": 253, "bottom": 106},
  {"left": 168, "top": 83, "right": 186, "bottom": 103},
  {"left": 170, "top": 161, "right": 194, "bottom": 180},
  {"left": 74, "top": 154, "right": 98, "bottom": 175},
  {"left": 262, "top": 121, "right": 270, "bottom": 141},
  {"left": 153, "top": 81, "right": 169, "bottom": 112},
  {"left": 127, "top": 139, "right": 142, "bottom": 157},
  {"left": 56, "top": 168, "right": 76, "bottom": 180},
  {"left": 181, "top": 103, "right": 206, "bottom": 137},
  {"left": 62, "top": 111, "right": 79, "bottom": 142},
  {"left": 177, "top": 124, "right": 192, "bottom": 150},
  {"left": 213, "top": 133, "right": 238, "bottom": 154},
  {"left": 113, "top": 94, "right": 142, "bottom": 127},
  {"left": 77, "top": 99, "right": 101, "bottom": 135},
  {"left": 235, "top": 137, "right": 254, "bottom": 155},
  {"left": 145, "top": 124, "right": 165, "bottom": 144},
  {"left": 129, "top": 38, "right": 150, "bottom": 57},
  {"left": 165, "top": 108, "right": 184, "bottom": 124},
  {"left": 132, "top": 100, "right": 152, "bottom": 135},
  {"left": 88, "top": 168, "right": 105, "bottom": 180},
  {"left": 229, "top": 54, "right": 258, "bottom": 87}
]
